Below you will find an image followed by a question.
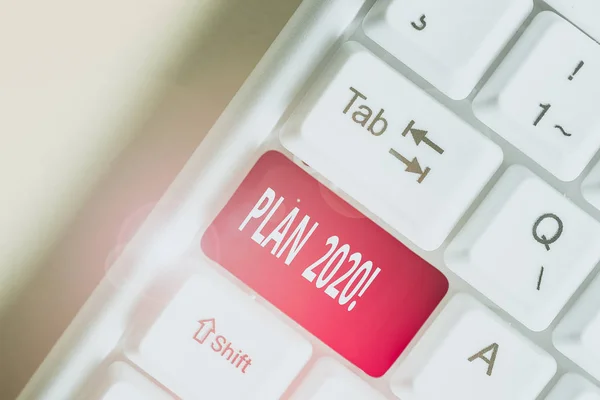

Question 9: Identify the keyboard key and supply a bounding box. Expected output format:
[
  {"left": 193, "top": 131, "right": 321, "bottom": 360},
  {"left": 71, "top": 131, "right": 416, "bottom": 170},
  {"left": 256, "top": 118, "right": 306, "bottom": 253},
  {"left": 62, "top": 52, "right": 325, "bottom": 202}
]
[
  {"left": 127, "top": 266, "right": 312, "bottom": 400},
  {"left": 546, "top": 373, "right": 600, "bottom": 400},
  {"left": 289, "top": 358, "right": 387, "bottom": 400},
  {"left": 201, "top": 151, "right": 448, "bottom": 377},
  {"left": 544, "top": 0, "right": 600, "bottom": 42},
  {"left": 363, "top": 0, "right": 532, "bottom": 99},
  {"left": 85, "top": 362, "right": 173, "bottom": 400},
  {"left": 446, "top": 165, "right": 600, "bottom": 331},
  {"left": 390, "top": 294, "right": 556, "bottom": 400},
  {"left": 473, "top": 12, "right": 600, "bottom": 181},
  {"left": 280, "top": 42, "right": 502, "bottom": 250},
  {"left": 554, "top": 273, "right": 600, "bottom": 380}
]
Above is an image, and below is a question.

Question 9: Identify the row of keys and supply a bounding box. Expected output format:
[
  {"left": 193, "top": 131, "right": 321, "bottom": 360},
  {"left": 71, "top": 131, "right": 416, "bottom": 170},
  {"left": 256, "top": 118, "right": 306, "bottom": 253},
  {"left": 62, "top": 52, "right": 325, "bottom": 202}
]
[
  {"left": 83, "top": 266, "right": 600, "bottom": 400},
  {"left": 69, "top": 259, "right": 544, "bottom": 399},
  {"left": 80, "top": 152, "right": 600, "bottom": 395},
  {"left": 197, "top": 155, "right": 600, "bottom": 387},
  {"left": 90, "top": 359, "right": 387, "bottom": 400},
  {"left": 77, "top": 362, "right": 600, "bottom": 400},
  {"left": 282, "top": 16, "right": 600, "bottom": 256},
  {"left": 366, "top": 1, "right": 600, "bottom": 182},
  {"left": 112, "top": 154, "right": 600, "bottom": 398},
  {"left": 88, "top": 264, "right": 391, "bottom": 399},
  {"left": 84, "top": 356, "right": 600, "bottom": 400},
  {"left": 281, "top": 36, "right": 600, "bottom": 254},
  {"left": 363, "top": 0, "right": 600, "bottom": 105}
]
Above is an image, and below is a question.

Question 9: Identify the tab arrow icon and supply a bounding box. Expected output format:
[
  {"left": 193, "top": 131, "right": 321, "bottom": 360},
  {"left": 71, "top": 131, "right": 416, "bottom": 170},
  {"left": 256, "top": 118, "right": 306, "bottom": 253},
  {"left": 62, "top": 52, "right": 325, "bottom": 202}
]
[
  {"left": 402, "top": 120, "right": 444, "bottom": 155},
  {"left": 389, "top": 149, "right": 431, "bottom": 183},
  {"left": 193, "top": 318, "right": 216, "bottom": 344}
]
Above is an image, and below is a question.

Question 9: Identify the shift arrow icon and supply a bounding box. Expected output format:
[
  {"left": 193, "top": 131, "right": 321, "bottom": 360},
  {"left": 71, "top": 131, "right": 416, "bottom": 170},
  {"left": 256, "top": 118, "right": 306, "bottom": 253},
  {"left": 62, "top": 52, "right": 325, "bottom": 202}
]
[
  {"left": 389, "top": 149, "right": 431, "bottom": 183},
  {"left": 193, "top": 318, "right": 216, "bottom": 344},
  {"left": 402, "top": 120, "right": 444, "bottom": 155}
]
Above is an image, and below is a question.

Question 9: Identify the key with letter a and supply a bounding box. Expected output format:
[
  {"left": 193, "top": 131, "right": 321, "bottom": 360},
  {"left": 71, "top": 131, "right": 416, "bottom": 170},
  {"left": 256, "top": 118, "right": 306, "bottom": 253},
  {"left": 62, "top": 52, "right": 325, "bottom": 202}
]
[{"left": 390, "top": 294, "right": 556, "bottom": 400}]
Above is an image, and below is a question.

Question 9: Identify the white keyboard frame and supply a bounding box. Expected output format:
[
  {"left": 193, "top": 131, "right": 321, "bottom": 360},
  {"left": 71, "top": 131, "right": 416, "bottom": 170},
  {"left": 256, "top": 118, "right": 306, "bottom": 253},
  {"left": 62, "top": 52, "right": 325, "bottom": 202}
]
[{"left": 18, "top": 0, "right": 600, "bottom": 399}]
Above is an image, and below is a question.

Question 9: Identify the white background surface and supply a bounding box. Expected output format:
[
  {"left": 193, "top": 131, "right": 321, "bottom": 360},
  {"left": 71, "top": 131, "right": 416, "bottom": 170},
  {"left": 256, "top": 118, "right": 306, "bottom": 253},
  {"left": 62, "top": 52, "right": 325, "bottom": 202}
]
[
  {"left": 0, "top": 0, "right": 203, "bottom": 307},
  {"left": 0, "top": 0, "right": 300, "bottom": 397}
]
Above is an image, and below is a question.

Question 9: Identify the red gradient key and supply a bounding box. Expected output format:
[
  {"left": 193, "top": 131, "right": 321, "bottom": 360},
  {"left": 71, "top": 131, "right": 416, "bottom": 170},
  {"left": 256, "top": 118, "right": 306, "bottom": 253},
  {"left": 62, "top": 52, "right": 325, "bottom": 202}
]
[{"left": 201, "top": 151, "right": 448, "bottom": 377}]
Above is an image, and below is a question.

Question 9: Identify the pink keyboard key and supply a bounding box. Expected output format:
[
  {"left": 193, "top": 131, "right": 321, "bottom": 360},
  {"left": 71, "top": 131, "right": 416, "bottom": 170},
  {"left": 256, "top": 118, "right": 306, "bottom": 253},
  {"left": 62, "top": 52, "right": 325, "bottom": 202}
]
[{"left": 201, "top": 151, "right": 448, "bottom": 376}]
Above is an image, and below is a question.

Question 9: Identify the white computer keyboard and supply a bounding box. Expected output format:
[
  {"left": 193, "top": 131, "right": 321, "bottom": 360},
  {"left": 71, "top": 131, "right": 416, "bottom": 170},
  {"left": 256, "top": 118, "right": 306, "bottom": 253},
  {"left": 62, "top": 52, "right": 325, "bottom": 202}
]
[{"left": 17, "top": 0, "right": 600, "bottom": 399}]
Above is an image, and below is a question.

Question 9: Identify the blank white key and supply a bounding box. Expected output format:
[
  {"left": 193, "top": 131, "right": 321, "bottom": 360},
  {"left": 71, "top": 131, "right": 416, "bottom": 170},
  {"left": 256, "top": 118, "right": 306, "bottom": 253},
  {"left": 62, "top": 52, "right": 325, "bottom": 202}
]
[
  {"left": 127, "top": 266, "right": 312, "bottom": 400},
  {"left": 363, "top": 0, "right": 532, "bottom": 99},
  {"left": 445, "top": 165, "right": 600, "bottom": 331},
  {"left": 281, "top": 42, "right": 502, "bottom": 251},
  {"left": 544, "top": 0, "right": 600, "bottom": 42},
  {"left": 86, "top": 362, "right": 173, "bottom": 400},
  {"left": 546, "top": 373, "right": 600, "bottom": 400},
  {"left": 390, "top": 294, "right": 556, "bottom": 400},
  {"left": 289, "top": 358, "right": 387, "bottom": 400},
  {"left": 473, "top": 12, "right": 600, "bottom": 181},
  {"left": 554, "top": 273, "right": 600, "bottom": 381}
]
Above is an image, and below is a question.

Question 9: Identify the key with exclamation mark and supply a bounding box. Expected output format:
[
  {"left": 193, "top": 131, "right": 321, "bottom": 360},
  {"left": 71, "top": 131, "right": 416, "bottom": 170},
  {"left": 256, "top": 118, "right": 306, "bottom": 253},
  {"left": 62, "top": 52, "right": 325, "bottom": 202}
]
[{"left": 569, "top": 61, "right": 584, "bottom": 81}]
